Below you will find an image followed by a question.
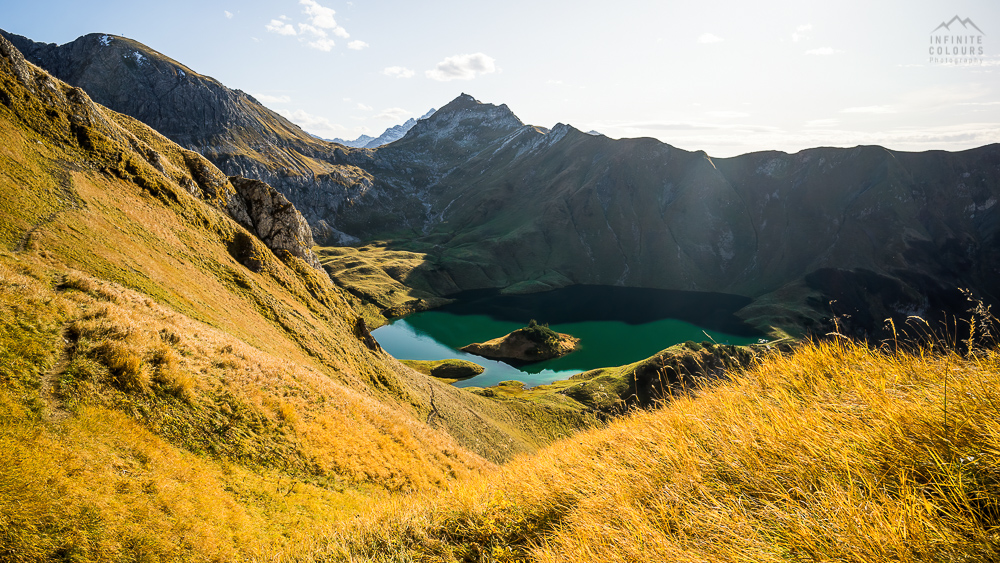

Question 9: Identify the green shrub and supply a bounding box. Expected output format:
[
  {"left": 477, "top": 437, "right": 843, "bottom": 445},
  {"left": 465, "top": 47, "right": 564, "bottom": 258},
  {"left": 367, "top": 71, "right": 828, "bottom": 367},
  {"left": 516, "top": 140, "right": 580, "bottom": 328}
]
[{"left": 519, "top": 320, "right": 559, "bottom": 346}]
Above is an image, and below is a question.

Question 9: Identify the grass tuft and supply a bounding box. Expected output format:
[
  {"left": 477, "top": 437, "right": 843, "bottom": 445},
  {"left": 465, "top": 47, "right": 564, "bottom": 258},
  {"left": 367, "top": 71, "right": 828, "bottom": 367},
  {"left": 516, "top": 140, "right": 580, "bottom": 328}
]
[
  {"left": 94, "top": 340, "right": 148, "bottom": 394},
  {"left": 150, "top": 343, "right": 193, "bottom": 400}
]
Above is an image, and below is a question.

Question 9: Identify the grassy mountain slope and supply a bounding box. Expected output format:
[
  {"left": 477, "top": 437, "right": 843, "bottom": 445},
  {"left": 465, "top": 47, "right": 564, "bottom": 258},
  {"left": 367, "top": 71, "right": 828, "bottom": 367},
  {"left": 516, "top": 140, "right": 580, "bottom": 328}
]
[
  {"left": 339, "top": 337, "right": 1000, "bottom": 562},
  {"left": 0, "top": 29, "right": 378, "bottom": 245},
  {"left": 0, "top": 35, "right": 600, "bottom": 559}
]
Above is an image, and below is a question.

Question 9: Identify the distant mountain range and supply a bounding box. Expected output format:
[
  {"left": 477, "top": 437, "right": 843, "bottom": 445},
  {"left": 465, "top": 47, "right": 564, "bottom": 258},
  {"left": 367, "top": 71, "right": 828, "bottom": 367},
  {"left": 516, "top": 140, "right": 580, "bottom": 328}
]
[
  {"left": 342, "top": 95, "right": 1000, "bottom": 337},
  {"left": 331, "top": 109, "right": 437, "bottom": 148},
  {"left": 6, "top": 28, "right": 998, "bottom": 338}
]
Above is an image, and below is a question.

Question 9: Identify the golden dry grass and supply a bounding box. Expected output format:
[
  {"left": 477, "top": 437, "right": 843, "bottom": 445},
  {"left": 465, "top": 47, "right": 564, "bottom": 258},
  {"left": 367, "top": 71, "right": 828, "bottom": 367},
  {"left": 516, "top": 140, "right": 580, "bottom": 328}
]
[
  {"left": 335, "top": 338, "right": 1000, "bottom": 562},
  {"left": 0, "top": 253, "right": 497, "bottom": 561},
  {"left": 7, "top": 256, "right": 492, "bottom": 489}
]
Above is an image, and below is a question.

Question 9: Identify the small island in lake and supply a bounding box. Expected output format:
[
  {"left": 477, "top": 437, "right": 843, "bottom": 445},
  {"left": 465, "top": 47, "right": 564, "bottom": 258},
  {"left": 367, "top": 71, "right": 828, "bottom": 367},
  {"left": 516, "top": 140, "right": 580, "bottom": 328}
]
[
  {"left": 400, "top": 359, "right": 485, "bottom": 381},
  {"left": 461, "top": 320, "right": 580, "bottom": 364}
]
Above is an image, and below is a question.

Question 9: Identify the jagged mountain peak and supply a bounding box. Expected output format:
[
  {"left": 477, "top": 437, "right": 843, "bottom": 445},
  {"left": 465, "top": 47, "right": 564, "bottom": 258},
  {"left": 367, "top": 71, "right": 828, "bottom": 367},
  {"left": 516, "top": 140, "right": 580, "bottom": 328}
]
[
  {"left": 436, "top": 93, "right": 520, "bottom": 124},
  {"left": 2, "top": 30, "right": 205, "bottom": 88},
  {"left": 389, "top": 93, "right": 524, "bottom": 151}
]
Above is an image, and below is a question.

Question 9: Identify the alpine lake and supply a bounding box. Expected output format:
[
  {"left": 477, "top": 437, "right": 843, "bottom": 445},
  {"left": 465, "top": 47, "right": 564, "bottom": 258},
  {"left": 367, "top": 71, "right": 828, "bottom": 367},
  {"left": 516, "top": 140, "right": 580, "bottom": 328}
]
[{"left": 372, "top": 285, "right": 764, "bottom": 388}]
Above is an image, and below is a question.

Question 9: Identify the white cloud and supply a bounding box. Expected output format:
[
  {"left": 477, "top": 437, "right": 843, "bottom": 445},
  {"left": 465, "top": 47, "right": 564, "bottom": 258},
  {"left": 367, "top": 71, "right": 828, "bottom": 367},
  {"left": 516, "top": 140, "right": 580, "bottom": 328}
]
[
  {"left": 698, "top": 33, "right": 724, "bottom": 44},
  {"left": 254, "top": 94, "right": 291, "bottom": 104},
  {"left": 300, "top": 0, "right": 335, "bottom": 27},
  {"left": 375, "top": 107, "right": 411, "bottom": 120},
  {"left": 225, "top": 10, "right": 233, "bottom": 19},
  {"left": 267, "top": 1, "right": 350, "bottom": 51},
  {"left": 356, "top": 103, "right": 373, "bottom": 111},
  {"left": 805, "top": 47, "right": 844, "bottom": 55},
  {"left": 425, "top": 53, "right": 497, "bottom": 81},
  {"left": 382, "top": 66, "right": 415, "bottom": 78},
  {"left": 266, "top": 19, "right": 297, "bottom": 36},
  {"left": 841, "top": 105, "right": 896, "bottom": 114},
  {"left": 300, "top": 0, "right": 349, "bottom": 37},
  {"left": 298, "top": 23, "right": 326, "bottom": 37},
  {"left": 791, "top": 24, "right": 812, "bottom": 42},
  {"left": 277, "top": 108, "right": 347, "bottom": 138},
  {"left": 308, "top": 38, "right": 336, "bottom": 51}
]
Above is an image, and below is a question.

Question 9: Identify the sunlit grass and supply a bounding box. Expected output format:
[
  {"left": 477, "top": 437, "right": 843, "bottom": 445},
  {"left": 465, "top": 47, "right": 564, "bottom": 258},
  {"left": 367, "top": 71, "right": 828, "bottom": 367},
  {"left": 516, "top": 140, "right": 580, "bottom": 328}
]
[
  {"left": 0, "top": 254, "right": 490, "bottom": 561},
  {"left": 336, "top": 337, "right": 1000, "bottom": 562}
]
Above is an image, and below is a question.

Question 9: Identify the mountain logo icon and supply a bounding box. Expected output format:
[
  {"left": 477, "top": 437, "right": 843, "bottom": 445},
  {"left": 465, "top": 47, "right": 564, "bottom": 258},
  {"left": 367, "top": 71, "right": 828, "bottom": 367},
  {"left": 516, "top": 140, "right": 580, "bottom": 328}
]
[{"left": 932, "top": 16, "right": 984, "bottom": 35}]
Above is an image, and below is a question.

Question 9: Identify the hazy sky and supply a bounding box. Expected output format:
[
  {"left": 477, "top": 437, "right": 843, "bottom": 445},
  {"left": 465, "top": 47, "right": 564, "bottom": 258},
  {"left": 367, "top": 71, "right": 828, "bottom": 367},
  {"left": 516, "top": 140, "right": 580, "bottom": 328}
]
[{"left": 4, "top": 0, "right": 1000, "bottom": 156}]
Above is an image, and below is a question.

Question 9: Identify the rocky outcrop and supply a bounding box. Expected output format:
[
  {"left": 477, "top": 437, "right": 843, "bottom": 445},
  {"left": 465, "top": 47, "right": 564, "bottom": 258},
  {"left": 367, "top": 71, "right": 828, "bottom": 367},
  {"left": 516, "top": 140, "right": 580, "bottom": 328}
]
[
  {"left": 0, "top": 30, "right": 31, "bottom": 83},
  {"left": 461, "top": 327, "right": 580, "bottom": 364},
  {"left": 228, "top": 176, "right": 323, "bottom": 271}
]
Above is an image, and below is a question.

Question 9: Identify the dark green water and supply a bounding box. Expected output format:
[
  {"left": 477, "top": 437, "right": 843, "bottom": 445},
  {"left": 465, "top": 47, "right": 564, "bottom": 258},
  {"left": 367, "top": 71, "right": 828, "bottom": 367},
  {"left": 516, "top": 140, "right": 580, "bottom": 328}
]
[{"left": 372, "top": 285, "right": 763, "bottom": 388}]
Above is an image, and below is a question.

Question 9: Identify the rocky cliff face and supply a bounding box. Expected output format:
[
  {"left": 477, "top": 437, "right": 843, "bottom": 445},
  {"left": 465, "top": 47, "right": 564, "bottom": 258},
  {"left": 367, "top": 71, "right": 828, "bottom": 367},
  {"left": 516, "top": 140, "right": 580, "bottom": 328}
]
[
  {"left": 228, "top": 176, "right": 323, "bottom": 270},
  {"left": 2, "top": 32, "right": 282, "bottom": 148}
]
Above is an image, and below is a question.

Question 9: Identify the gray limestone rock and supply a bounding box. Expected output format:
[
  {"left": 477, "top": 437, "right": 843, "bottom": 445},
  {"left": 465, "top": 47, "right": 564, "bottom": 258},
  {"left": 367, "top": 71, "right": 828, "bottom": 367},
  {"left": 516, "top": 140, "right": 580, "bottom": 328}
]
[{"left": 228, "top": 176, "right": 323, "bottom": 271}]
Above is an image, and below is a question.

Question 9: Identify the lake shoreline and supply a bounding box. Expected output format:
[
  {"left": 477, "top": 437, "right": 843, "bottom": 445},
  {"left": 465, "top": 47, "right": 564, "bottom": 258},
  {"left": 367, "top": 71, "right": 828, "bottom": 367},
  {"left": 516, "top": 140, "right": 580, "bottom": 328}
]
[{"left": 373, "top": 285, "right": 763, "bottom": 389}]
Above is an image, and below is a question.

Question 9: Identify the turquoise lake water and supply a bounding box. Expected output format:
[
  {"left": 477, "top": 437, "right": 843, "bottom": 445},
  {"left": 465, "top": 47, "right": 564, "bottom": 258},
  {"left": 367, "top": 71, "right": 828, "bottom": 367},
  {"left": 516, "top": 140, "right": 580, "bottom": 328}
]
[{"left": 372, "top": 286, "right": 762, "bottom": 388}]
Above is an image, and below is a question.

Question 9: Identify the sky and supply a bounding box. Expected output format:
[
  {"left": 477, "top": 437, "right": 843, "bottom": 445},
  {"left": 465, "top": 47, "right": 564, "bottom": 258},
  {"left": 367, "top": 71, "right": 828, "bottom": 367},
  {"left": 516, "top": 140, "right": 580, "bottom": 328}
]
[{"left": 3, "top": 0, "right": 1000, "bottom": 157}]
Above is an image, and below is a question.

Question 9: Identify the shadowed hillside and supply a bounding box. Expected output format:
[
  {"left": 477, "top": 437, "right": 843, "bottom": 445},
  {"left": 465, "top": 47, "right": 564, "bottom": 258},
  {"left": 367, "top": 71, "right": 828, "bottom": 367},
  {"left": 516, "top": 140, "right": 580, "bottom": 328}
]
[{"left": 351, "top": 96, "right": 1000, "bottom": 337}]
